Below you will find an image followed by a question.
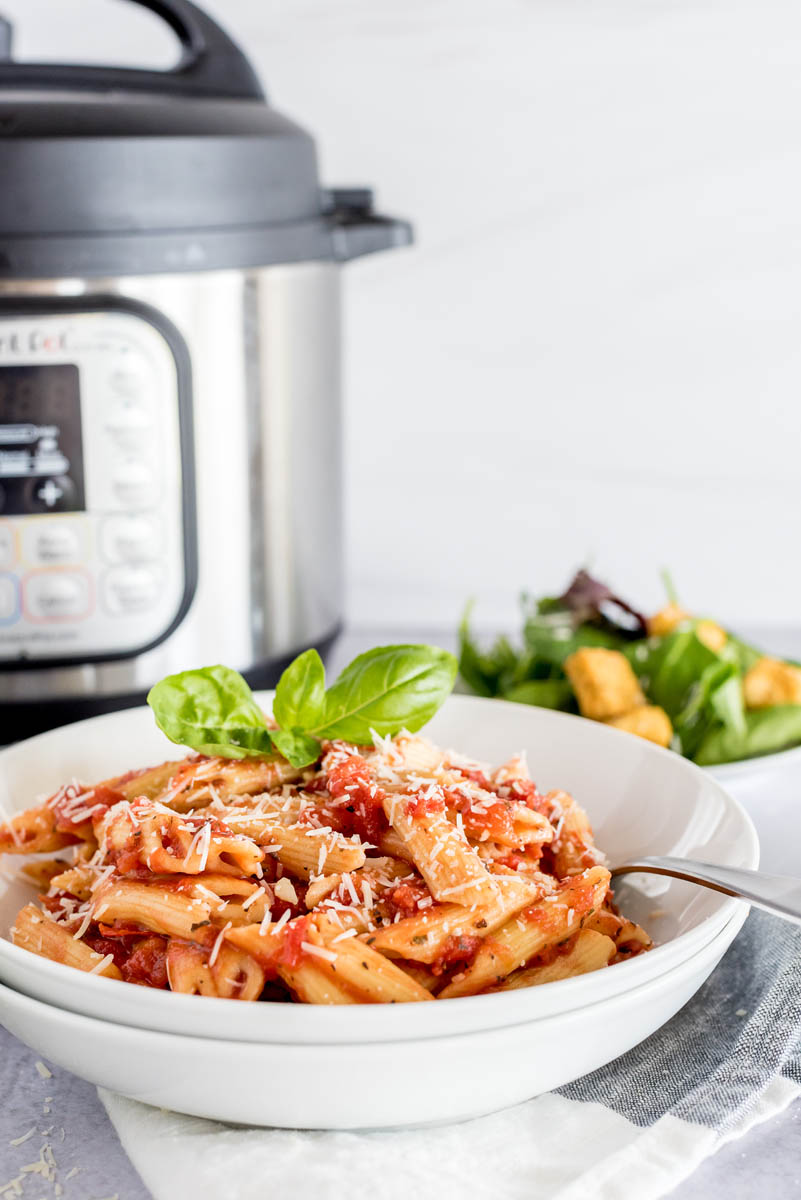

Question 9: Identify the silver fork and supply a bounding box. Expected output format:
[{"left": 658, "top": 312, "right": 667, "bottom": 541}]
[{"left": 611, "top": 857, "right": 801, "bottom": 926}]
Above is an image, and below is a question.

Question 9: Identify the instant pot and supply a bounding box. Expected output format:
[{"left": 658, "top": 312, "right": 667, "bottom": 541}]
[{"left": 0, "top": 0, "right": 411, "bottom": 739}]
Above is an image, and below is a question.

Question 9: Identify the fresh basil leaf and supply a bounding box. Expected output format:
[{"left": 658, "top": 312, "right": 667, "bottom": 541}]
[
  {"left": 270, "top": 728, "right": 322, "bottom": 769},
  {"left": 312, "top": 644, "right": 458, "bottom": 742},
  {"left": 147, "top": 665, "right": 273, "bottom": 760},
  {"left": 502, "top": 679, "right": 575, "bottom": 711},
  {"left": 694, "top": 705, "right": 801, "bottom": 765},
  {"left": 273, "top": 648, "right": 326, "bottom": 731}
]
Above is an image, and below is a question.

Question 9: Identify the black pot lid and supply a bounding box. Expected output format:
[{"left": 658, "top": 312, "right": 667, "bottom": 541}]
[{"left": 0, "top": 0, "right": 411, "bottom": 277}]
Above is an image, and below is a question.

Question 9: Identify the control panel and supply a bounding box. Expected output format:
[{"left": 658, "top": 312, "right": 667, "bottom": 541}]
[{"left": 0, "top": 306, "right": 193, "bottom": 664}]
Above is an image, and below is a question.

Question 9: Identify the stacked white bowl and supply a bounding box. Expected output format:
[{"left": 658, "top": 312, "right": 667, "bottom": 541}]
[{"left": 0, "top": 697, "right": 758, "bottom": 1128}]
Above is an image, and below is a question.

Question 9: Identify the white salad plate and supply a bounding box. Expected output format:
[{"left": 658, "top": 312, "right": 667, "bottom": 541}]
[
  {"left": 0, "top": 694, "right": 759, "bottom": 1125},
  {"left": 704, "top": 742, "right": 801, "bottom": 797}
]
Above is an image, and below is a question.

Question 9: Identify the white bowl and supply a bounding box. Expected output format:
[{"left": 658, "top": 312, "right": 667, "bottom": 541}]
[
  {"left": 0, "top": 905, "right": 747, "bottom": 1128},
  {"left": 0, "top": 695, "right": 758, "bottom": 1050}
]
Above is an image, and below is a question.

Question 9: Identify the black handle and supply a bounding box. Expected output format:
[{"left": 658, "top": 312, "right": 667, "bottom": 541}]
[{"left": 0, "top": 0, "right": 264, "bottom": 100}]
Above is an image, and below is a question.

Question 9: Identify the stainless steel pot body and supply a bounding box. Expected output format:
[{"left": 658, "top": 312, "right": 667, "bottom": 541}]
[{"left": 0, "top": 262, "right": 342, "bottom": 725}]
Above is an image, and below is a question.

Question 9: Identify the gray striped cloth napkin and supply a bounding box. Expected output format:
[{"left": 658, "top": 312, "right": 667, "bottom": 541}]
[{"left": 101, "top": 908, "right": 801, "bottom": 1200}]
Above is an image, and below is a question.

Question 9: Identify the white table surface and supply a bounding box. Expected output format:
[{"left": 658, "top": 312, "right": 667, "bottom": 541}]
[{"left": 0, "top": 625, "right": 799, "bottom": 1200}]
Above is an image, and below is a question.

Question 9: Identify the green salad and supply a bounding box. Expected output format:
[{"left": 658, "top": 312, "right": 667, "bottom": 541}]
[{"left": 458, "top": 569, "right": 801, "bottom": 765}]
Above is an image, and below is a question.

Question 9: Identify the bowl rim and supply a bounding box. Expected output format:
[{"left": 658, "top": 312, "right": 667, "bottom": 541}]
[
  {"left": 0, "top": 903, "right": 748, "bottom": 1051},
  {"left": 0, "top": 694, "right": 759, "bottom": 1042}
]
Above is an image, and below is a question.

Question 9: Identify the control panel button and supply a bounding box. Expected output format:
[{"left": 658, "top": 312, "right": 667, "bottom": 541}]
[
  {"left": 25, "top": 570, "right": 91, "bottom": 621},
  {"left": 0, "top": 575, "right": 18, "bottom": 622},
  {"left": 21, "top": 520, "right": 85, "bottom": 566},
  {"left": 102, "top": 565, "right": 161, "bottom": 616},
  {"left": 100, "top": 514, "right": 161, "bottom": 564},
  {"left": 106, "top": 398, "right": 153, "bottom": 434},
  {"left": 112, "top": 459, "right": 157, "bottom": 508},
  {"left": 25, "top": 475, "right": 80, "bottom": 513},
  {"left": 109, "top": 365, "right": 148, "bottom": 398},
  {"left": 0, "top": 524, "right": 15, "bottom": 569}
]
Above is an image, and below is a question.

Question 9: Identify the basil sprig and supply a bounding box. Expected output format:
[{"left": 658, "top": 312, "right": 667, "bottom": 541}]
[{"left": 147, "top": 644, "right": 457, "bottom": 769}]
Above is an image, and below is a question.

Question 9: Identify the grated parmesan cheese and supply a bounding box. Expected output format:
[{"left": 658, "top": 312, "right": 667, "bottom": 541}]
[
  {"left": 88, "top": 953, "right": 115, "bottom": 976},
  {"left": 301, "top": 942, "right": 337, "bottom": 964}
]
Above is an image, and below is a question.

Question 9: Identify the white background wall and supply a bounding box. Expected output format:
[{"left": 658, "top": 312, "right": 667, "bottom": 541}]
[{"left": 6, "top": 0, "right": 801, "bottom": 633}]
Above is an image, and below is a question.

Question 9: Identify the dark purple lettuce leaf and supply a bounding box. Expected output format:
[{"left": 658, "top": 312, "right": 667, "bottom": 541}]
[{"left": 555, "top": 569, "right": 648, "bottom": 638}]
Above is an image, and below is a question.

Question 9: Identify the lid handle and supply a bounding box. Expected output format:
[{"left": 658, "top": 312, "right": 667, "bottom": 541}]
[{"left": 0, "top": 0, "right": 264, "bottom": 100}]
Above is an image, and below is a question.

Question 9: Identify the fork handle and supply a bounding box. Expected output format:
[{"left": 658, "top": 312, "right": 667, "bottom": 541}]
[{"left": 611, "top": 856, "right": 801, "bottom": 926}]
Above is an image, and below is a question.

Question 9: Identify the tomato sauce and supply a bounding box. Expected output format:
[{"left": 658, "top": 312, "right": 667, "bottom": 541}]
[
  {"left": 404, "top": 791, "right": 446, "bottom": 819},
  {"left": 320, "top": 753, "right": 388, "bottom": 845},
  {"left": 528, "top": 931, "right": 579, "bottom": 969},
  {"left": 52, "top": 784, "right": 125, "bottom": 833},
  {"left": 122, "top": 935, "right": 169, "bottom": 988},
  {"left": 280, "top": 916, "right": 312, "bottom": 968},
  {"left": 84, "top": 925, "right": 169, "bottom": 986},
  {"left": 523, "top": 880, "right": 596, "bottom": 933},
  {"left": 431, "top": 933, "right": 482, "bottom": 976},
  {"left": 502, "top": 778, "right": 547, "bottom": 811},
  {"left": 386, "top": 880, "right": 429, "bottom": 916},
  {"left": 446, "top": 764, "right": 493, "bottom": 790}
]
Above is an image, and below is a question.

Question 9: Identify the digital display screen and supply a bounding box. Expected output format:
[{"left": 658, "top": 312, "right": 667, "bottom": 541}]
[{"left": 0, "top": 364, "right": 85, "bottom": 514}]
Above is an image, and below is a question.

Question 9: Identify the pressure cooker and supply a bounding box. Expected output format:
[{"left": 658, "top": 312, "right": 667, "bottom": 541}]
[{"left": 0, "top": 0, "right": 411, "bottom": 740}]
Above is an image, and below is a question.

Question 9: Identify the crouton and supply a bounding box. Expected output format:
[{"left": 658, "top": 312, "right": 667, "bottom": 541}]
[
  {"left": 564, "top": 648, "right": 645, "bottom": 721},
  {"left": 647, "top": 604, "right": 689, "bottom": 637},
  {"left": 743, "top": 657, "right": 801, "bottom": 710},
  {"left": 696, "top": 620, "right": 727, "bottom": 654},
  {"left": 605, "top": 705, "right": 673, "bottom": 748}
]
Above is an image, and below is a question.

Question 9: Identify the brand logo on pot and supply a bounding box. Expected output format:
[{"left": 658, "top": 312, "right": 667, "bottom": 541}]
[{"left": 0, "top": 328, "right": 69, "bottom": 355}]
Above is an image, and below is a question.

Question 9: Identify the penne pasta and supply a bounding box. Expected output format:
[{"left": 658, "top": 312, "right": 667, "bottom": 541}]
[
  {"left": 92, "top": 879, "right": 213, "bottom": 940},
  {"left": 0, "top": 806, "right": 78, "bottom": 855},
  {"left": 369, "top": 873, "right": 541, "bottom": 963},
  {"left": 166, "top": 939, "right": 265, "bottom": 1000},
  {"left": 2, "top": 730, "right": 650, "bottom": 1004},
  {"left": 381, "top": 797, "right": 496, "bottom": 908},
  {"left": 221, "top": 812, "right": 366, "bottom": 880},
  {"left": 98, "top": 800, "right": 263, "bottom": 878},
  {"left": 279, "top": 962, "right": 360, "bottom": 1005},
  {"left": 489, "top": 930, "right": 616, "bottom": 990},
  {"left": 545, "top": 791, "right": 606, "bottom": 877},
  {"left": 439, "top": 866, "right": 610, "bottom": 999},
  {"left": 312, "top": 918, "right": 434, "bottom": 1003},
  {"left": 11, "top": 904, "right": 122, "bottom": 979},
  {"left": 18, "top": 858, "right": 70, "bottom": 890}
]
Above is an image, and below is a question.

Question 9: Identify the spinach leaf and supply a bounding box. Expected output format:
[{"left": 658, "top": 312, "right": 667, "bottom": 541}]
[
  {"left": 502, "top": 679, "right": 575, "bottom": 710},
  {"left": 147, "top": 665, "right": 274, "bottom": 760},
  {"left": 671, "top": 658, "right": 743, "bottom": 758},
  {"left": 458, "top": 608, "right": 503, "bottom": 697},
  {"left": 523, "top": 616, "right": 625, "bottom": 666},
  {"left": 694, "top": 705, "right": 801, "bottom": 765},
  {"left": 724, "top": 634, "right": 764, "bottom": 674},
  {"left": 312, "top": 644, "right": 458, "bottom": 742},
  {"left": 643, "top": 630, "right": 720, "bottom": 716},
  {"left": 272, "top": 648, "right": 326, "bottom": 731},
  {"left": 709, "top": 671, "right": 747, "bottom": 736}
]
